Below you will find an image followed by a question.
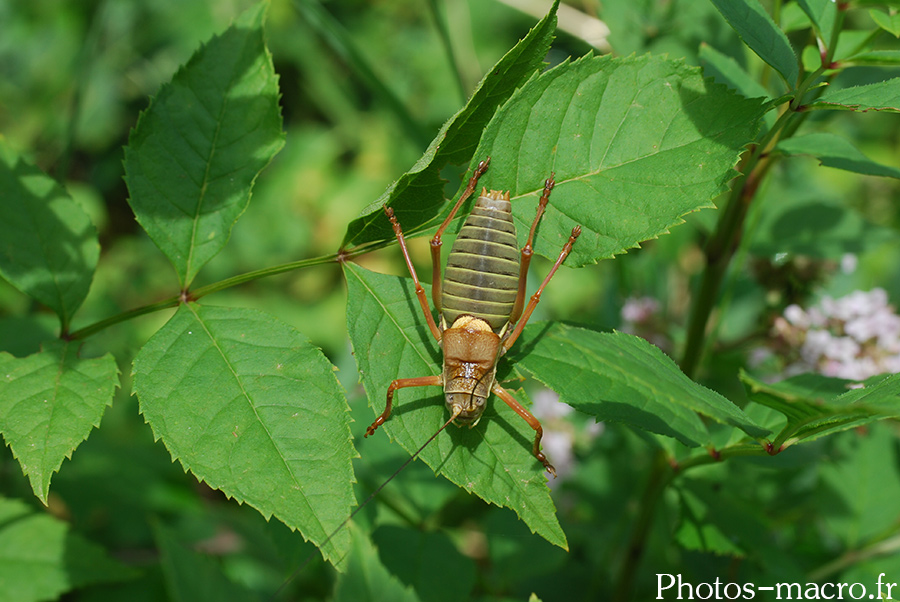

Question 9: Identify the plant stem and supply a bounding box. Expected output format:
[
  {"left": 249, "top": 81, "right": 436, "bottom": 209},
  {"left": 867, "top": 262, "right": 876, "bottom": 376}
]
[
  {"left": 612, "top": 439, "right": 771, "bottom": 600},
  {"left": 67, "top": 253, "right": 341, "bottom": 340},
  {"left": 613, "top": 449, "right": 672, "bottom": 602},
  {"left": 680, "top": 105, "right": 793, "bottom": 378}
]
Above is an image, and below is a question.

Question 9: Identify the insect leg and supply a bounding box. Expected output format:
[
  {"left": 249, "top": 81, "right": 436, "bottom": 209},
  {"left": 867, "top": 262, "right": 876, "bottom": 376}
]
[
  {"left": 385, "top": 206, "right": 442, "bottom": 341},
  {"left": 491, "top": 383, "right": 556, "bottom": 477},
  {"left": 429, "top": 158, "right": 490, "bottom": 311},
  {"left": 502, "top": 225, "right": 581, "bottom": 352},
  {"left": 365, "top": 375, "right": 443, "bottom": 437},
  {"left": 510, "top": 175, "right": 554, "bottom": 325}
]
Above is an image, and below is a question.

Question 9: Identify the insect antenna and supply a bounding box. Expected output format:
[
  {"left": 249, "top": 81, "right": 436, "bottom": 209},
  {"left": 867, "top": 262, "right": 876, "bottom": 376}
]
[{"left": 271, "top": 407, "right": 462, "bottom": 600}]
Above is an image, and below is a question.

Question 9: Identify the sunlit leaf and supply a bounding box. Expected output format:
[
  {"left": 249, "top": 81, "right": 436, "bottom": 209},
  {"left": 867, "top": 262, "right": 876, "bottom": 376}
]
[
  {"left": 471, "top": 53, "right": 766, "bottom": 267},
  {"left": 341, "top": 0, "right": 559, "bottom": 250},
  {"left": 512, "top": 324, "right": 768, "bottom": 446},
  {"left": 344, "top": 263, "right": 566, "bottom": 550},
  {"left": 133, "top": 304, "right": 355, "bottom": 566},
  {"left": 124, "top": 2, "right": 284, "bottom": 287},
  {"left": 0, "top": 141, "right": 99, "bottom": 331},
  {"left": 0, "top": 340, "right": 118, "bottom": 504}
]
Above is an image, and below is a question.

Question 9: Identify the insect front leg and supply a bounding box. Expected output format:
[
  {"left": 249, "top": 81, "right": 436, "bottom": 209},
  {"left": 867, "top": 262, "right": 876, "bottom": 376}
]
[
  {"left": 429, "top": 158, "right": 490, "bottom": 312},
  {"left": 365, "top": 375, "right": 443, "bottom": 437},
  {"left": 491, "top": 382, "right": 556, "bottom": 477}
]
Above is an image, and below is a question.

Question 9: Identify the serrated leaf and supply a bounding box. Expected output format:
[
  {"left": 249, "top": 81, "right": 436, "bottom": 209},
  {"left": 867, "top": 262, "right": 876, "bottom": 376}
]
[
  {"left": 343, "top": 263, "right": 566, "bottom": 550},
  {"left": 870, "top": 9, "right": 900, "bottom": 37},
  {"left": 0, "top": 496, "right": 135, "bottom": 602},
  {"left": 709, "top": 0, "right": 799, "bottom": 86},
  {"left": 341, "top": 0, "right": 559, "bottom": 250},
  {"left": 471, "top": 54, "right": 766, "bottom": 267},
  {"left": 124, "top": 2, "right": 284, "bottom": 287},
  {"left": 0, "top": 140, "right": 99, "bottom": 331},
  {"left": 811, "top": 78, "right": 900, "bottom": 112},
  {"left": 333, "top": 525, "right": 422, "bottom": 602},
  {"left": 154, "top": 523, "right": 258, "bottom": 602},
  {"left": 775, "top": 133, "right": 900, "bottom": 179},
  {"left": 511, "top": 324, "right": 768, "bottom": 446},
  {"left": 0, "top": 340, "right": 118, "bottom": 504},
  {"left": 132, "top": 304, "right": 355, "bottom": 566},
  {"left": 796, "top": 0, "right": 838, "bottom": 46},
  {"left": 741, "top": 371, "right": 900, "bottom": 447}
]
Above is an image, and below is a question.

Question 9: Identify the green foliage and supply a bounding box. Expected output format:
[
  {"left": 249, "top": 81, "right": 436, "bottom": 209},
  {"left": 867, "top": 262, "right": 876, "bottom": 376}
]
[
  {"left": 344, "top": 263, "right": 566, "bottom": 549},
  {"left": 0, "top": 496, "right": 133, "bottom": 602},
  {"left": 513, "top": 324, "right": 767, "bottom": 446},
  {"left": 0, "top": 141, "right": 99, "bottom": 332},
  {"left": 2, "top": 0, "right": 900, "bottom": 600},
  {"left": 473, "top": 53, "right": 767, "bottom": 267},
  {"left": 0, "top": 341, "right": 118, "bottom": 503},
  {"left": 123, "top": 2, "right": 284, "bottom": 288},
  {"left": 133, "top": 303, "right": 355, "bottom": 565}
]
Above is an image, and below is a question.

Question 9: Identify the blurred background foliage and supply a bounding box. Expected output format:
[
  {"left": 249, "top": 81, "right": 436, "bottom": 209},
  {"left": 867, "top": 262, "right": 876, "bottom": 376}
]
[{"left": 2, "top": 0, "right": 900, "bottom": 600}]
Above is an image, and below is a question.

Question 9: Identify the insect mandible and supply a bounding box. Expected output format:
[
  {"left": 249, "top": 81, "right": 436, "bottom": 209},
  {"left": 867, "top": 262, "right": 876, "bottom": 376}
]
[{"left": 364, "top": 158, "right": 581, "bottom": 476}]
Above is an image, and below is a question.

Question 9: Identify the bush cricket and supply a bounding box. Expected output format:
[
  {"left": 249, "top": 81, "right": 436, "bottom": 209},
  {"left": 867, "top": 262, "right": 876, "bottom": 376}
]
[{"left": 367, "top": 157, "right": 581, "bottom": 476}]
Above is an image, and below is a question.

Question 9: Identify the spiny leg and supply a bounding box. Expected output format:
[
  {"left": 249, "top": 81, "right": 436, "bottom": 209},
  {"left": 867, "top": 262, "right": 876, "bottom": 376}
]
[
  {"left": 430, "top": 158, "right": 491, "bottom": 312},
  {"left": 503, "top": 225, "right": 581, "bottom": 352},
  {"left": 384, "top": 206, "right": 442, "bottom": 341},
  {"left": 492, "top": 382, "right": 556, "bottom": 477},
  {"left": 365, "top": 375, "right": 443, "bottom": 437},
  {"left": 510, "top": 175, "right": 555, "bottom": 325}
]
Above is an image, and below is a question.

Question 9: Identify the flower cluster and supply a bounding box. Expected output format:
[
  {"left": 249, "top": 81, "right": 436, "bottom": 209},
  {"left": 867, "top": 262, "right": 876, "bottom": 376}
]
[{"left": 771, "top": 288, "right": 900, "bottom": 380}]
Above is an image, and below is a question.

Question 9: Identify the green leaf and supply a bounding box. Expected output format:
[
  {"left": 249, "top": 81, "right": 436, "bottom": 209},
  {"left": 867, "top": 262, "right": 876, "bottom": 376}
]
[
  {"left": 870, "top": 9, "right": 900, "bottom": 37},
  {"left": 844, "top": 50, "right": 900, "bottom": 66},
  {"left": 796, "top": 0, "right": 838, "bottom": 46},
  {"left": 333, "top": 525, "right": 422, "bottom": 602},
  {"left": 512, "top": 324, "right": 768, "bottom": 446},
  {"left": 341, "top": 0, "right": 559, "bottom": 250},
  {"left": 123, "top": 2, "right": 284, "bottom": 288},
  {"left": 741, "top": 371, "right": 900, "bottom": 447},
  {"left": 0, "top": 140, "right": 99, "bottom": 331},
  {"left": 708, "top": 0, "right": 799, "bottom": 86},
  {"left": 343, "top": 263, "right": 566, "bottom": 550},
  {"left": 818, "top": 424, "right": 900, "bottom": 547},
  {"left": 372, "top": 526, "right": 476, "bottom": 602},
  {"left": 775, "top": 133, "right": 900, "bottom": 179},
  {"left": 0, "top": 340, "right": 118, "bottom": 504},
  {"left": 472, "top": 54, "right": 766, "bottom": 267},
  {"left": 699, "top": 43, "right": 772, "bottom": 100},
  {"left": 0, "top": 496, "right": 134, "bottom": 602},
  {"left": 154, "top": 523, "right": 258, "bottom": 602},
  {"left": 132, "top": 304, "right": 355, "bottom": 566},
  {"left": 810, "top": 78, "right": 900, "bottom": 112}
]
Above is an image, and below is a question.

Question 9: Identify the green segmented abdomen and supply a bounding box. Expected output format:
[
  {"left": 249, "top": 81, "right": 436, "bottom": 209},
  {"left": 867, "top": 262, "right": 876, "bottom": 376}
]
[{"left": 441, "top": 191, "right": 520, "bottom": 331}]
